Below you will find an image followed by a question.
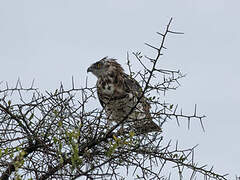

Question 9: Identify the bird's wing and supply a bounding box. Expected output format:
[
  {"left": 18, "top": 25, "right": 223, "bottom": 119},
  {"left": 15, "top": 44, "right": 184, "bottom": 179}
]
[
  {"left": 122, "top": 74, "right": 142, "bottom": 96},
  {"left": 97, "top": 89, "right": 105, "bottom": 108}
]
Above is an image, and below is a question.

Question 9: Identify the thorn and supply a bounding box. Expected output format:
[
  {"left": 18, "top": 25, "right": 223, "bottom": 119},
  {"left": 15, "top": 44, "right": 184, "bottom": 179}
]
[
  {"left": 176, "top": 116, "right": 180, "bottom": 127},
  {"left": 210, "top": 166, "right": 214, "bottom": 171},
  {"left": 84, "top": 76, "right": 88, "bottom": 88},
  {"left": 168, "top": 30, "right": 184, "bottom": 35},
  {"left": 72, "top": 76, "right": 75, "bottom": 89},
  {"left": 194, "top": 104, "right": 197, "bottom": 116},
  {"left": 5, "top": 81, "right": 9, "bottom": 89},
  {"left": 19, "top": 79, "right": 22, "bottom": 89},
  {"left": 156, "top": 32, "right": 164, "bottom": 36},
  {"left": 145, "top": 43, "right": 159, "bottom": 51},
  {"left": 144, "top": 55, "right": 155, "bottom": 62},
  {"left": 16, "top": 78, "right": 20, "bottom": 89},
  {"left": 31, "top": 79, "right": 35, "bottom": 89},
  {"left": 174, "top": 104, "right": 178, "bottom": 114},
  {"left": 200, "top": 118, "right": 205, "bottom": 132}
]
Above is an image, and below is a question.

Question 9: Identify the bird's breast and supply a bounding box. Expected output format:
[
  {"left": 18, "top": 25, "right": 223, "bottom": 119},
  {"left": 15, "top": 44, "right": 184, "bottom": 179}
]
[{"left": 101, "top": 83, "right": 115, "bottom": 95}]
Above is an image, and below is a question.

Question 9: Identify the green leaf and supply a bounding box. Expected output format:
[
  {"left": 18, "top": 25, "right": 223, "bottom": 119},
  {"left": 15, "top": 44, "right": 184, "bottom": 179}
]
[
  {"left": 113, "top": 143, "right": 118, "bottom": 150},
  {"left": 179, "top": 155, "right": 187, "bottom": 161},
  {"left": 53, "top": 137, "right": 58, "bottom": 144},
  {"left": 10, "top": 151, "right": 14, "bottom": 158},
  {"left": 58, "top": 142, "right": 62, "bottom": 152},
  {"left": 71, "top": 155, "right": 76, "bottom": 168},
  {"left": 58, "top": 120, "right": 63, "bottom": 127},
  {"left": 106, "top": 148, "right": 114, "bottom": 157},
  {"left": 16, "top": 147, "right": 20, "bottom": 152},
  {"left": 129, "top": 131, "right": 135, "bottom": 137},
  {"left": 29, "top": 113, "right": 34, "bottom": 120},
  {"left": 113, "top": 135, "right": 118, "bottom": 141},
  {"left": 59, "top": 156, "right": 64, "bottom": 164},
  {"left": 20, "top": 150, "right": 26, "bottom": 157},
  {"left": 53, "top": 109, "right": 58, "bottom": 116},
  {"left": 15, "top": 174, "right": 22, "bottom": 180},
  {"left": 4, "top": 148, "right": 8, "bottom": 155}
]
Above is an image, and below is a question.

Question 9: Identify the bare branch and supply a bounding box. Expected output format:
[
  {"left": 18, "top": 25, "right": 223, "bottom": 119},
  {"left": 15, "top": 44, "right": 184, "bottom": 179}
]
[{"left": 0, "top": 18, "right": 227, "bottom": 180}]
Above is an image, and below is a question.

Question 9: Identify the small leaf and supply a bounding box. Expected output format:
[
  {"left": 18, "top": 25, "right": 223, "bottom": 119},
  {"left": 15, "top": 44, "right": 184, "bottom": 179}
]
[
  {"left": 53, "top": 137, "right": 58, "bottom": 144},
  {"left": 16, "top": 147, "right": 20, "bottom": 152},
  {"left": 58, "top": 120, "right": 63, "bottom": 127},
  {"left": 20, "top": 150, "right": 26, "bottom": 157},
  {"left": 53, "top": 109, "right": 58, "bottom": 116},
  {"left": 4, "top": 148, "right": 8, "bottom": 155},
  {"left": 113, "top": 143, "right": 118, "bottom": 150},
  {"left": 71, "top": 156, "right": 76, "bottom": 169},
  {"left": 10, "top": 151, "right": 14, "bottom": 158},
  {"left": 129, "top": 131, "right": 135, "bottom": 137},
  {"left": 15, "top": 174, "right": 22, "bottom": 180},
  {"left": 113, "top": 135, "right": 118, "bottom": 141},
  {"left": 59, "top": 156, "right": 64, "bottom": 164},
  {"left": 58, "top": 142, "right": 62, "bottom": 152},
  {"left": 29, "top": 113, "right": 34, "bottom": 120}
]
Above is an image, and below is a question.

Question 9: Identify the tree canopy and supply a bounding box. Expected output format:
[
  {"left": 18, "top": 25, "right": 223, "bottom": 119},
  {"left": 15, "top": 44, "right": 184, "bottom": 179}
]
[{"left": 0, "top": 18, "right": 228, "bottom": 180}]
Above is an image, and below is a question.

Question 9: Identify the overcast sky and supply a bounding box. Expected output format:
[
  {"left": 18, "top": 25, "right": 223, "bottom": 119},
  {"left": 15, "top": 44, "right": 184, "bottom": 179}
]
[{"left": 0, "top": 0, "right": 239, "bottom": 179}]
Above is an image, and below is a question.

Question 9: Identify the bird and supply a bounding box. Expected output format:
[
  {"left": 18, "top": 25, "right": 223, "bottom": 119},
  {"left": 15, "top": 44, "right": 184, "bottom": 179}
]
[{"left": 87, "top": 57, "right": 161, "bottom": 134}]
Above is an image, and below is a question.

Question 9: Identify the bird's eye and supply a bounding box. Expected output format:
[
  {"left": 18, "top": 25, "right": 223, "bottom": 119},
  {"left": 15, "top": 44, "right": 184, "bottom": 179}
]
[{"left": 97, "top": 63, "right": 101, "bottom": 69}]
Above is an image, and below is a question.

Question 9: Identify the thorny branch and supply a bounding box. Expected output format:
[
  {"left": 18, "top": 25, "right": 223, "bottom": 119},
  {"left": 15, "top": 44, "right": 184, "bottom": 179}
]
[{"left": 0, "top": 18, "right": 228, "bottom": 180}]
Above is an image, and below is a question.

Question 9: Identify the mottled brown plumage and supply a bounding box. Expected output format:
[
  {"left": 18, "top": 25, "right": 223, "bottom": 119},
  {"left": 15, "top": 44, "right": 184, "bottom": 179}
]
[{"left": 87, "top": 57, "right": 161, "bottom": 134}]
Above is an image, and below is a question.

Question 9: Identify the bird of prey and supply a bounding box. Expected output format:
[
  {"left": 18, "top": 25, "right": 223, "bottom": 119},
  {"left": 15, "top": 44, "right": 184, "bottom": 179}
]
[{"left": 87, "top": 57, "right": 161, "bottom": 134}]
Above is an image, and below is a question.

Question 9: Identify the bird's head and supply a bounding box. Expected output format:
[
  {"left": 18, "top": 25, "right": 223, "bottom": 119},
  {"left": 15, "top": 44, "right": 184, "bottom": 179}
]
[{"left": 87, "top": 57, "right": 124, "bottom": 78}]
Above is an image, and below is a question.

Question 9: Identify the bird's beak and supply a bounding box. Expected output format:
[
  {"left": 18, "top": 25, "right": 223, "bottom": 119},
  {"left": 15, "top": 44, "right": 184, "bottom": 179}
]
[{"left": 87, "top": 66, "right": 92, "bottom": 73}]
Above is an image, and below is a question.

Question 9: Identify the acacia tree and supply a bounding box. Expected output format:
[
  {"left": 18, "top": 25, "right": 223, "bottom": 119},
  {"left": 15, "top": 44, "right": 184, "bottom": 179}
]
[{"left": 0, "top": 18, "right": 228, "bottom": 180}]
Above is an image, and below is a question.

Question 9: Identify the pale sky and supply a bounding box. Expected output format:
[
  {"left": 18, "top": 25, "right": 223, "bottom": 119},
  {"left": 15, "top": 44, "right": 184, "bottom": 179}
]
[{"left": 0, "top": 0, "right": 239, "bottom": 179}]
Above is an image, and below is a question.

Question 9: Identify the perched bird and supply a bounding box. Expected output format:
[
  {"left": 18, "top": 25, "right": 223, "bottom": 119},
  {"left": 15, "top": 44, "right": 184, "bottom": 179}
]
[{"left": 87, "top": 57, "right": 161, "bottom": 134}]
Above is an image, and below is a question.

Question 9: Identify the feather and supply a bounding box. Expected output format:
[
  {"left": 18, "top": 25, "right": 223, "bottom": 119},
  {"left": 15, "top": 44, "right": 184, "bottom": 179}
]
[{"left": 88, "top": 57, "right": 161, "bottom": 134}]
